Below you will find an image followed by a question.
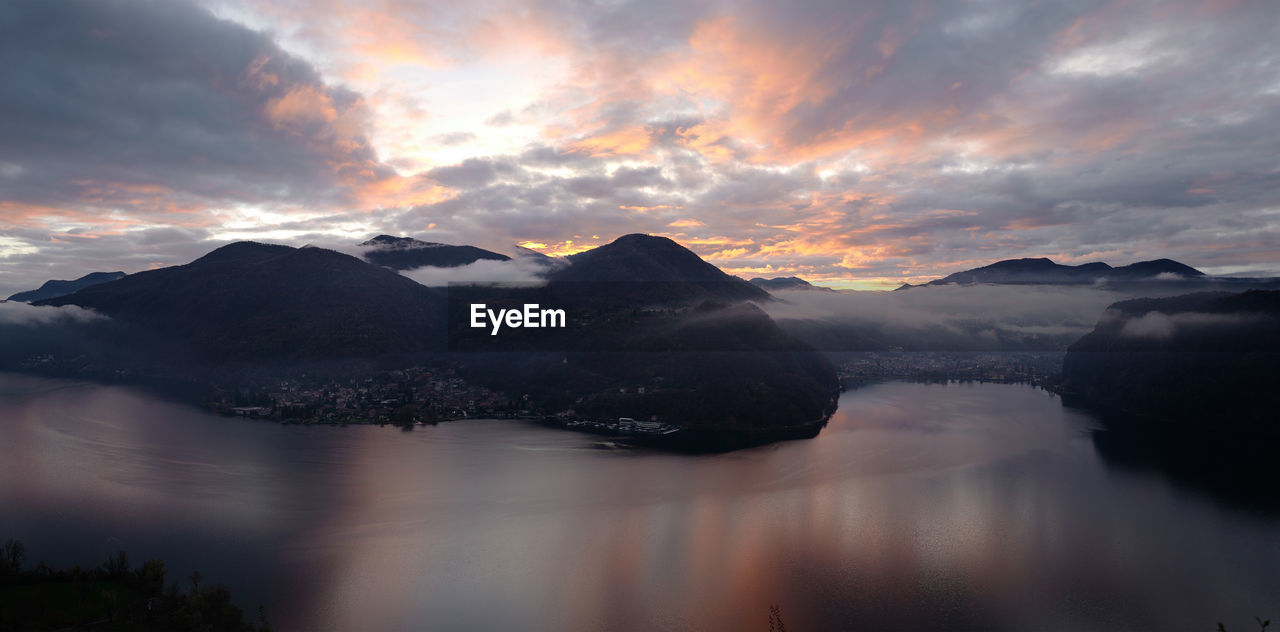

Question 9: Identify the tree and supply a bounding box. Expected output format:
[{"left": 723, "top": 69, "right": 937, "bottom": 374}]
[
  {"left": 102, "top": 549, "right": 130, "bottom": 578},
  {"left": 1, "top": 538, "right": 25, "bottom": 574},
  {"left": 136, "top": 558, "right": 167, "bottom": 594}
]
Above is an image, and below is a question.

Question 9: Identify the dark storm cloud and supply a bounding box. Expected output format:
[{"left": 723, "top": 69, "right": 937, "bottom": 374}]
[
  {"left": 0, "top": 0, "right": 386, "bottom": 212},
  {"left": 426, "top": 158, "right": 517, "bottom": 189}
]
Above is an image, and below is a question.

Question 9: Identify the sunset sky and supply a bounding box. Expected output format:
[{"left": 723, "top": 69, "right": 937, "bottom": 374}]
[{"left": 2, "top": 0, "right": 1278, "bottom": 294}]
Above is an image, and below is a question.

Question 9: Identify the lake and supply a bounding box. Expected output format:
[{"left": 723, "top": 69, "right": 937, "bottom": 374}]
[{"left": 1, "top": 373, "right": 1277, "bottom": 631}]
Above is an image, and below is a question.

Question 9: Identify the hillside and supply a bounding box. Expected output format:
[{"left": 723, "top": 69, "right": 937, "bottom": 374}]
[
  {"left": 39, "top": 242, "right": 445, "bottom": 361},
  {"left": 1060, "top": 290, "right": 1280, "bottom": 436},
  {"left": 7, "top": 271, "right": 126, "bottom": 302}
]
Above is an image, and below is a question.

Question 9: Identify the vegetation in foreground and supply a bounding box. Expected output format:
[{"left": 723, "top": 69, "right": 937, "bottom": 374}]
[{"left": 0, "top": 538, "right": 269, "bottom": 632}]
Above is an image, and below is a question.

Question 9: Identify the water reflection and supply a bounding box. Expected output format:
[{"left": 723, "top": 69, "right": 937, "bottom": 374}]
[
  {"left": 1084, "top": 415, "right": 1280, "bottom": 517},
  {"left": 2, "top": 375, "right": 1277, "bottom": 631}
]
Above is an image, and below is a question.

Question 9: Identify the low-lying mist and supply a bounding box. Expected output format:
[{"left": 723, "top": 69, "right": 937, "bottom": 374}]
[
  {"left": 0, "top": 300, "right": 104, "bottom": 325},
  {"left": 759, "top": 284, "right": 1208, "bottom": 352},
  {"left": 401, "top": 258, "right": 553, "bottom": 287}
]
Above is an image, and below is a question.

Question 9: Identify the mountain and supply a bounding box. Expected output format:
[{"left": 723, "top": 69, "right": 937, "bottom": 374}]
[
  {"left": 900, "top": 257, "right": 1205, "bottom": 288},
  {"left": 452, "top": 300, "right": 839, "bottom": 450},
  {"left": 512, "top": 244, "right": 565, "bottom": 272},
  {"left": 749, "top": 276, "right": 836, "bottom": 292},
  {"left": 548, "top": 234, "right": 770, "bottom": 303},
  {"left": 1108, "top": 258, "right": 1204, "bottom": 279},
  {"left": 1060, "top": 289, "right": 1280, "bottom": 437},
  {"left": 361, "top": 235, "right": 510, "bottom": 270},
  {"left": 7, "top": 271, "right": 126, "bottom": 302},
  {"left": 23, "top": 237, "right": 837, "bottom": 449},
  {"left": 39, "top": 242, "right": 445, "bottom": 361}
]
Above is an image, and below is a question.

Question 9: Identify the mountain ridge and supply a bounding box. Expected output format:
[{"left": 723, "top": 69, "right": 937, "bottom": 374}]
[
  {"left": 1059, "top": 289, "right": 1280, "bottom": 437},
  {"left": 361, "top": 234, "right": 511, "bottom": 270},
  {"left": 549, "top": 234, "right": 771, "bottom": 303},
  {"left": 7, "top": 271, "right": 127, "bottom": 303},
  {"left": 749, "top": 276, "right": 836, "bottom": 292},
  {"left": 898, "top": 257, "right": 1205, "bottom": 289},
  {"left": 38, "top": 242, "right": 445, "bottom": 361}
]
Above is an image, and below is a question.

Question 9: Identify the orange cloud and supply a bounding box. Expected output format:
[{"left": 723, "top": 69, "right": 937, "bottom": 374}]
[
  {"left": 517, "top": 239, "right": 600, "bottom": 257},
  {"left": 355, "top": 174, "right": 454, "bottom": 210},
  {"left": 567, "top": 126, "right": 654, "bottom": 157},
  {"left": 643, "top": 15, "right": 955, "bottom": 165},
  {"left": 266, "top": 85, "right": 340, "bottom": 127},
  {"left": 619, "top": 204, "right": 683, "bottom": 212}
]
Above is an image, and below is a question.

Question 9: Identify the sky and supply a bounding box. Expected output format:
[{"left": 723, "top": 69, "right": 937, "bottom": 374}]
[{"left": 1, "top": 0, "right": 1278, "bottom": 295}]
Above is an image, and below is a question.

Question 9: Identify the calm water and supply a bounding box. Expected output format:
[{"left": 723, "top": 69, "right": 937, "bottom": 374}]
[{"left": 1, "top": 373, "right": 1277, "bottom": 631}]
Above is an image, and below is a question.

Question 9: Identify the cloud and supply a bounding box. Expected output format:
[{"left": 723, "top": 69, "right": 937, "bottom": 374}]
[
  {"left": 0, "top": 0, "right": 397, "bottom": 216},
  {"left": 3, "top": 0, "right": 1280, "bottom": 297},
  {"left": 1117, "top": 311, "right": 1178, "bottom": 340},
  {"left": 400, "top": 258, "right": 551, "bottom": 287},
  {"left": 427, "top": 158, "right": 514, "bottom": 189},
  {"left": 432, "top": 131, "right": 478, "bottom": 146},
  {"left": 0, "top": 301, "right": 104, "bottom": 326},
  {"left": 759, "top": 283, "right": 1225, "bottom": 350},
  {"left": 1118, "top": 310, "right": 1268, "bottom": 339}
]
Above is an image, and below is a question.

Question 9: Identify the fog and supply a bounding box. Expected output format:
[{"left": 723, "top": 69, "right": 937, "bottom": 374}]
[
  {"left": 401, "top": 257, "right": 553, "bottom": 287},
  {"left": 0, "top": 300, "right": 104, "bottom": 325},
  {"left": 758, "top": 284, "right": 1207, "bottom": 351},
  {"left": 1116, "top": 311, "right": 1269, "bottom": 340}
]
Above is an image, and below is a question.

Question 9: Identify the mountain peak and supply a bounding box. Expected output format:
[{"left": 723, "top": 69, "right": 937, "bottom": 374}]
[
  {"left": 360, "top": 235, "right": 445, "bottom": 249},
  {"left": 594, "top": 233, "right": 689, "bottom": 256},
  {"left": 1111, "top": 259, "right": 1205, "bottom": 278},
  {"left": 359, "top": 235, "right": 510, "bottom": 269},
  {"left": 40, "top": 243, "right": 443, "bottom": 361},
  {"left": 549, "top": 234, "right": 770, "bottom": 302},
  {"left": 364, "top": 234, "right": 406, "bottom": 245},
  {"left": 192, "top": 241, "right": 294, "bottom": 266}
]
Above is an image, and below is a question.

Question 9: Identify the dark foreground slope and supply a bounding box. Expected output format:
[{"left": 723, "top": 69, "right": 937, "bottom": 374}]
[
  {"left": 455, "top": 300, "right": 839, "bottom": 450},
  {"left": 39, "top": 242, "right": 445, "bottom": 362},
  {"left": 1060, "top": 290, "right": 1280, "bottom": 437}
]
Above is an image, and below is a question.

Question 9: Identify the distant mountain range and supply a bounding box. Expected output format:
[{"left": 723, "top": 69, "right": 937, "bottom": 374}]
[
  {"left": 12, "top": 235, "right": 1280, "bottom": 447},
  {"left": 749, "top": 277, "right": 836, "bottom": 292},
  {"left": 7, "top": 271, "right": 126, "bottom": 302},
  {"left": 361, "top": 234, "right": 510, "bottom": 270},
  {"left": 897, "top": 257, "right": 1205, "bottom": 289}
]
